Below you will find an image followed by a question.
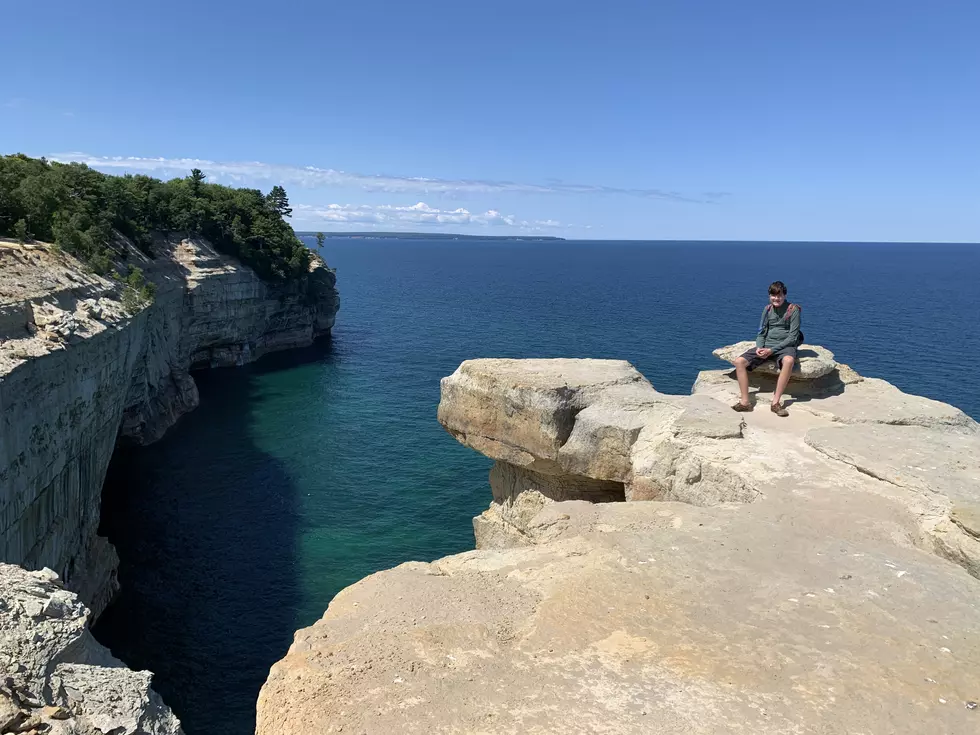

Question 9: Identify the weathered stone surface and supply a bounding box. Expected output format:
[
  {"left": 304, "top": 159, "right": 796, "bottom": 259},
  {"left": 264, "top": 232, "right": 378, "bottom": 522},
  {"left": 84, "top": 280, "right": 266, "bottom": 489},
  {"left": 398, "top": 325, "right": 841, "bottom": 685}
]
[
  {"left": 0, "top": 563, "right": 182, "bottom": 734},
  {"left": 805, "top": 423, "right": 980, "bottom": 499},
  {"left": 259, "top": 499, "right": 980, "bottom": 735},
  {"left": 0, "top": 237, "right": 339, "bottom": 615},
  {"left": 438, "top": 358, "right": 652, "bottom": 470},
  {"left": 713, "top": 340, "right": 837, "bottom": 379},
  {"left": 262, "top": 354, "right": 980, "bottom": 734},
  {"left": 488, "top": 461, "right": 623, "bottom": 506},
  {"left": 439, "top": 360, "right": 752, "bottom": 506},
  {"left": 796, "top": 377, "right": 978, "bottom": 432}
]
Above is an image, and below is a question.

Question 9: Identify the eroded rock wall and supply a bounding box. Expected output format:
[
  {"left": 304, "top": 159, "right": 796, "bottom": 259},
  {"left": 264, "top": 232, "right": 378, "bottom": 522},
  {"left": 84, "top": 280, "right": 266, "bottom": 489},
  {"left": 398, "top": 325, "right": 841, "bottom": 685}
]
[{"left": 0, "top": 237, "right": 339, "bottom": 614}]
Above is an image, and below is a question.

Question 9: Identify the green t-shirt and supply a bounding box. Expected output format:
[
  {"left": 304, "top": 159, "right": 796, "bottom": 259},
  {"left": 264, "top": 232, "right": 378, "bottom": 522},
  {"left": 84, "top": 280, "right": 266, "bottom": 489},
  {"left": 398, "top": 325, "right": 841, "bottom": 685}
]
[{"left": 756, "top": 303, "right": 801, "bottom": 350}]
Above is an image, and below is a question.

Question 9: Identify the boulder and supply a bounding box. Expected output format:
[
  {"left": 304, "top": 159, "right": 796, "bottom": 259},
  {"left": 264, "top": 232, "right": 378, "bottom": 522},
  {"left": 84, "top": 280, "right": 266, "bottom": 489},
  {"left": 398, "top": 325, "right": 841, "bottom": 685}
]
[
  {"left": 439, "top": 359, "right": 754, "bottom": 506},
  {"left": 713, "top": 341, "right": 837, "bottom": 379},
  {"left": 437, "top": 358, "right": 654, "bottom": 471},
  {"left": 0, "top": 564, "right": 182, "bottom": 734}
]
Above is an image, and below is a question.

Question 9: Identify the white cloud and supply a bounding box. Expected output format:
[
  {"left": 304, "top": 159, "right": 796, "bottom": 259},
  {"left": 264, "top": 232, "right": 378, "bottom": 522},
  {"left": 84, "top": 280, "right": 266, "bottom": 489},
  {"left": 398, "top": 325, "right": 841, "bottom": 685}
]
[
  {"left": 293, "top": 202, "right": 565, "bottom": 231},
  {"left": 48, "top": 152, "right": 716, "bottom": 202}
]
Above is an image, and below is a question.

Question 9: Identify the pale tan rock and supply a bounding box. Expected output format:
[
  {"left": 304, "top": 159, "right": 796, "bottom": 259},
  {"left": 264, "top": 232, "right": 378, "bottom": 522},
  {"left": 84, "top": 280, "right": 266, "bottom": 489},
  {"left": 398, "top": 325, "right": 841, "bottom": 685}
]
[
  {"left": 713, "top": 340, "right": 837, "bottom": 379},
  {"left": 261, "top": 355, "right": 980, "bottom": 734},
  {"left": 489, "top": 461, "right": 623, "bottom": 504},
  {"left": 952, "top": 504, "right": 980, "bottom": 539},
  {"left": 438, "top": 358, "right": 652, "bottom": 471},
  {"left": 796, "top": 377, "right": 978, "bottom": 432},
  {"left": 258, "top": 497, "right": 980, "bottom": 735},
  {"left": 0, "top": 564, "right": 182, "bottom": 734}
]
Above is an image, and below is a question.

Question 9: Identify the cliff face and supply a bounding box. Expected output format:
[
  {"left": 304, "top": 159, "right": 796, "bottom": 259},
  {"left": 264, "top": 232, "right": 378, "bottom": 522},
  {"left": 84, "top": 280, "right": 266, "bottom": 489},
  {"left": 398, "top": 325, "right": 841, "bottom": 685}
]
[
  {"left": 258, "top": 354, "right": 980, "bottom": 735},
  {"left": 0, "top": 236, "right": 339, "bottom": 615}
]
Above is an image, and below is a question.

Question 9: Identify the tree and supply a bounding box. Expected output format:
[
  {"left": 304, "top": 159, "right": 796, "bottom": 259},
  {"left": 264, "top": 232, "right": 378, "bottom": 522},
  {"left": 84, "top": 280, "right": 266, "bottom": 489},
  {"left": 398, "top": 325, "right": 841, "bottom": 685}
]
[
  {"left": 0, "top": 154, "right": 312, "bottom": 286},
  {"left": 13, "top": 218, "right": 28, "bottom": 243},
  {"left": 315, "top": 231, "right": 325, "bottom": 253},
  {"left": 189, "top": 168, "right": 206, "bottom": 197},
  {"left": 266, "top": 185, "right": 292, "bottom": 218}
]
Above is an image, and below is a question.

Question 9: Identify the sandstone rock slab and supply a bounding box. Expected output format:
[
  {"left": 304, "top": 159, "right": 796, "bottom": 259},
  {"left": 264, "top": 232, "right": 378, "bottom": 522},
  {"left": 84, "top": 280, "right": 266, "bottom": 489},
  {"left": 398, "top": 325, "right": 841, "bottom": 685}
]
[
  {"left": 257, "top": 500, "right": 980, "bottom": 735},
  {"left": 805, "top": 423, "right": 980, "bottom": 505},
  {"left": 796, "top": 377, "right": 978, "bottom": 433},
  {"left": 438, "top": 358, "right": 654, "bottom": 470},
  {"left": 713, "top": 340, "right": 837, "bottom": 379}
]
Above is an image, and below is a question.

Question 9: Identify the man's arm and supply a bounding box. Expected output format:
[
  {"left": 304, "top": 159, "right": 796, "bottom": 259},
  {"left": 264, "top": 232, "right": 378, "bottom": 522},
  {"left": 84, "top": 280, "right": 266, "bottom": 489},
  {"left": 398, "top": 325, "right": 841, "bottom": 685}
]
[
  {"left": 768, "top": 306, "right": 801, "bottom": 351},
  {"left": 755, "top": 306, "right": 769, "bottom": 348}
]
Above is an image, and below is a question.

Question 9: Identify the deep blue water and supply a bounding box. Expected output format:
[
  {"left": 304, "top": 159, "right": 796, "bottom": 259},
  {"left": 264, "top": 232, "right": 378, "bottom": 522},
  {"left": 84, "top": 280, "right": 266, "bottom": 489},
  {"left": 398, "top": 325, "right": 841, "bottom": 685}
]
[{"left": 94, "top": 239, "right": 980, "bottom": 735}]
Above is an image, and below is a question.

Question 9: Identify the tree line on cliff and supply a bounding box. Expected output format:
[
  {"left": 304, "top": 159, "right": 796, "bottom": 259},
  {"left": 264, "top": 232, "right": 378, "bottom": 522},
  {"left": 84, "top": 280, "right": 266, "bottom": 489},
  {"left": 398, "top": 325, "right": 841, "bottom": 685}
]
[{"left": 0, "top": 154, "right": 311, "bottom": 284}]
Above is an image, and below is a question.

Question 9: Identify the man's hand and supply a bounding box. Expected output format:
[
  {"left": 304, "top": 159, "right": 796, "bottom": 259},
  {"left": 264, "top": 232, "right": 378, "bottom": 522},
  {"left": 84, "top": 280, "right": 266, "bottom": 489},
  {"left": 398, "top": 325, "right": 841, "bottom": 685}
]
[{"left": 756, "top": 347, "right": 773, "bottom": 358}]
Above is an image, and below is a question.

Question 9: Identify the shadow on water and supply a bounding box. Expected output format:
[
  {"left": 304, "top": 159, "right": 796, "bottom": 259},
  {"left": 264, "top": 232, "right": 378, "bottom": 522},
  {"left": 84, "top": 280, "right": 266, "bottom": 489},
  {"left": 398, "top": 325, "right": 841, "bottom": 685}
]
[{"left": 93, "top": 338, "right": 335, "bottom": 735}]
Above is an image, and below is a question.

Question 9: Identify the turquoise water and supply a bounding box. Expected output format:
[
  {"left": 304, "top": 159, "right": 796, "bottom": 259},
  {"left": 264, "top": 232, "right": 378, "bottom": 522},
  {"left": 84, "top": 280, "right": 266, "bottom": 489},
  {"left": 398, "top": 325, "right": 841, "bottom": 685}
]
[{"left": 94, "top": 239, "right": 980, "bottom": 735}]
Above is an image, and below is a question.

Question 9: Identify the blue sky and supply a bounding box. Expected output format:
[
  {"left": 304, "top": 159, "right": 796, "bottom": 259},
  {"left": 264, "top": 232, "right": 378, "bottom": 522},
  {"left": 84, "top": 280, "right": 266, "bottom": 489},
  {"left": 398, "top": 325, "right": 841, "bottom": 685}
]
[{"left": 2, "top": 0, "right": 978, "bottom": 241}]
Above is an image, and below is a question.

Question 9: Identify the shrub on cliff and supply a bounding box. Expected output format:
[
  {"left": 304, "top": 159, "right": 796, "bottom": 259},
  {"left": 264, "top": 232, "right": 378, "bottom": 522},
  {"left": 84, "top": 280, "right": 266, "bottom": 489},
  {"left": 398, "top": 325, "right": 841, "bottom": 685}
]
[
  {"left": 0, "top": 154, "right": 311, "bottom": 284},
  {"left": 120, "top": 266, "right": 157, "bottom": 314}
]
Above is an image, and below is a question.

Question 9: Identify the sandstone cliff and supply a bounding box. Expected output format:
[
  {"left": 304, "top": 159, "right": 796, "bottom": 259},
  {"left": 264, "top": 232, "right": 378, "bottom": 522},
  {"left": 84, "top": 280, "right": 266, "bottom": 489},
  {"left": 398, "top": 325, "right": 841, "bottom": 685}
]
[
  {"left": 258, "top": 355, "right": 980, "bottom": 734},
  {"left": 0, "top": 236, "right": 339, "bottom": 617}
]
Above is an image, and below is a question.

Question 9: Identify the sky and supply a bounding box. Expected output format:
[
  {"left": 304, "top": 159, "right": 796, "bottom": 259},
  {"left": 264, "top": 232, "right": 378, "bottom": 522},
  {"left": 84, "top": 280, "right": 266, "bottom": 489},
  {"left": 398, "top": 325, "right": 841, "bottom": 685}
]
[{"left": 2, "top": 0, "right": 978, "bottom": 241}]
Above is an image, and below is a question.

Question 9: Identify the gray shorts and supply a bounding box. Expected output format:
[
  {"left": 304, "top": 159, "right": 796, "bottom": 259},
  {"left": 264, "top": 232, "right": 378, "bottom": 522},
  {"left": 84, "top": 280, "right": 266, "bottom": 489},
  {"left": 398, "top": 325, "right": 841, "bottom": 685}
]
[{"left": 739, "top": 345, "right": 797, "bottom": 372}]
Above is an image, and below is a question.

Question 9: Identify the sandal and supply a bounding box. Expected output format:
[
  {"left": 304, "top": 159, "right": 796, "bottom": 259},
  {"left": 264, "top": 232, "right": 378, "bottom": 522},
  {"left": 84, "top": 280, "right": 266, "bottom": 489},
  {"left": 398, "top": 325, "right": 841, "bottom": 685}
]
[
  {"left": 770, "top": 401, "right": 789, "bottom": 417},
  {"left": 732, "top": 401, "right": 753, "bottom": 412}
]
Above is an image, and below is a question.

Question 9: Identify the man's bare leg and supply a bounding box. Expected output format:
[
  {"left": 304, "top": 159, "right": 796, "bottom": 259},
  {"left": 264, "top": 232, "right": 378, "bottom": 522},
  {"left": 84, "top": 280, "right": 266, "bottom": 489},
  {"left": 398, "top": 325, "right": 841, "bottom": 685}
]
[
  {"left": 734, "top": 356, "right": 751, "bottom": 406},
  {"left": 772, "top": 356, "right": 795, "bottom": 407}
]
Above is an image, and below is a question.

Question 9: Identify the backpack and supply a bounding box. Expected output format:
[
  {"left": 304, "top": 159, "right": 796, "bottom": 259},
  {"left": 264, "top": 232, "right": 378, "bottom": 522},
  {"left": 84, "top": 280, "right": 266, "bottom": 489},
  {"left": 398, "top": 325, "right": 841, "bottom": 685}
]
[{"left": 762, "top": 303, "right": 804, "bottom": 345}]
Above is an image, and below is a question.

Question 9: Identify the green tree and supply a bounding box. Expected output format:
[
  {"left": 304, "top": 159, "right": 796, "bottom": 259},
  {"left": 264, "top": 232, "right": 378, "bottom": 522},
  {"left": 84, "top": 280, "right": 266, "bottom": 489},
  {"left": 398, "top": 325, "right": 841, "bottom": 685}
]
[
  {"left": 189, "top": 168, "right": 206, "bottom": 197},
  {"left": 13, "top": 218, "right": 28, "bottom": 243},
  {"left": 0, "top": 154, "right": 312, "bottom": 287},
  {"left": 266, "top": 185, "right": 292, "bottom": 218},
  {"left": 315, "top": 231, "right": 325, "bottom": 254}
]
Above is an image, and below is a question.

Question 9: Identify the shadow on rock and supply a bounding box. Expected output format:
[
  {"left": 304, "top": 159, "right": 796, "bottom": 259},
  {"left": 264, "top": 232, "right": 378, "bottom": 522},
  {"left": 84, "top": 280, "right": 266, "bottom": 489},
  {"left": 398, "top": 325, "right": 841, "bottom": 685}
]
[{"left": 93, "top": 337, "right": 335, "bottom": 735}]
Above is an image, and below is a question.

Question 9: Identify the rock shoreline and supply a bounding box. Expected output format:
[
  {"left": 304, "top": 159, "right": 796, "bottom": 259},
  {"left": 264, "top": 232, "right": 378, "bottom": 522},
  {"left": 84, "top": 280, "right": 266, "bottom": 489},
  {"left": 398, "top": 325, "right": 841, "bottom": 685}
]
[{"left": 258, "top": 355, "right": 980, "bottom": 734}]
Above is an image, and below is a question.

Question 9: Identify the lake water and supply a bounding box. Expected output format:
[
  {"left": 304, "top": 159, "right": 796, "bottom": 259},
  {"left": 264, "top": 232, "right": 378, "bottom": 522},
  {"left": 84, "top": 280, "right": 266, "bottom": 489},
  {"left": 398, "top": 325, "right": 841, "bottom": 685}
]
[{"left": 93, "top": 238, "right": 980, "bottom": 735}]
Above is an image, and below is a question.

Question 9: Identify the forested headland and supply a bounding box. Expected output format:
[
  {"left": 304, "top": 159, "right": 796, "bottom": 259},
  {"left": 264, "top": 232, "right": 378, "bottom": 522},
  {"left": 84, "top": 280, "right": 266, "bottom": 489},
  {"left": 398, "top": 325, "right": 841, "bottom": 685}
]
[{"left": 0, "top": 154, "right": 311, "bottom": 284}]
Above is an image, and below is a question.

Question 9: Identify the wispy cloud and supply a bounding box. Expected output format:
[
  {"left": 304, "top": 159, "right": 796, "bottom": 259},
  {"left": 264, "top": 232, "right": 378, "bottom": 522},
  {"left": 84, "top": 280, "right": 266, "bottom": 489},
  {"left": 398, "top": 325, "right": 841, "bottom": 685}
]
[
  {"left": 3, "top": 97, "right": 27, "bottom": 109},
  {"left": 293, "top": 201, "right": 565, "bottom": 231},
  {"left": 49, "top": 152, "right": 718, "bottom": 203}
]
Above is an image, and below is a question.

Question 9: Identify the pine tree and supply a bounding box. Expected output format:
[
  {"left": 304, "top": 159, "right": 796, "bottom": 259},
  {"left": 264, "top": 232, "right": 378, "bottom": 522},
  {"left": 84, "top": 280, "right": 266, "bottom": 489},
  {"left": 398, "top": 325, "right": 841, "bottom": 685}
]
[{"left": 266, "top": 185, "right": 292, "bottom": 218}]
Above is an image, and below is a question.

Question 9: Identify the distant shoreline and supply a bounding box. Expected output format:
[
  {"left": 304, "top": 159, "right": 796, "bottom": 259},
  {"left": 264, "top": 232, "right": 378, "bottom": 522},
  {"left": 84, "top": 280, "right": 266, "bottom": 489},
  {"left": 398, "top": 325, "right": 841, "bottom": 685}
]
[
  {"left": 295, "top": 233, "right": 978, "bottom": 245},
  {"left": 296, "top": 231, "right": 565, "bottom": 242}
]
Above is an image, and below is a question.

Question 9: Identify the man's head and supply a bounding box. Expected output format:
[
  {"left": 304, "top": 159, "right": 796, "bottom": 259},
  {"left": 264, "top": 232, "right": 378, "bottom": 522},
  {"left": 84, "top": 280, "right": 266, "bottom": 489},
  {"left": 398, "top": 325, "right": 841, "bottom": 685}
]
[{"left": 768, "top": 281, "right": 787, "bottom": 307}]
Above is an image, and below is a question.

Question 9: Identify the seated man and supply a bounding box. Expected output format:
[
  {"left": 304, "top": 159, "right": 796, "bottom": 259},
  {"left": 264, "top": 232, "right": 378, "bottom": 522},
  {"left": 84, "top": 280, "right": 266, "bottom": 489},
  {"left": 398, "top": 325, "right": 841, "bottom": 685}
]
[{"left": 732, "top": 280, "right": 801, "bottom": 417}]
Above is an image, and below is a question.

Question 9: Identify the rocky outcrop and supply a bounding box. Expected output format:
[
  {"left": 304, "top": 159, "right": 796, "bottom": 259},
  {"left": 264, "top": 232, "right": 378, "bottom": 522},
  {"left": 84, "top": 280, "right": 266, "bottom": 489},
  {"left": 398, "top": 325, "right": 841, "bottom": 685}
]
[
  {"left": 713, "top": 340, "right": 837, "bottom": 379},
  {"left": 259, "top": 352, "right": 980, "bottom": 735},
  {"left": 0, "top": 237, "right": 339, "bottom": 616},
  {"left": 0, "top": 563, "right": 182, "bottom": 734}
]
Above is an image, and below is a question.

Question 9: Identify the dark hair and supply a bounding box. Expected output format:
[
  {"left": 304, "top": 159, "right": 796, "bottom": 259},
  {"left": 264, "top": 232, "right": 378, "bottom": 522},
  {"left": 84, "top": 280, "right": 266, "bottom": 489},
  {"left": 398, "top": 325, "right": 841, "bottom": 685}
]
[{"left": 768, "top": 281, "right": 787, "bottom": 296}]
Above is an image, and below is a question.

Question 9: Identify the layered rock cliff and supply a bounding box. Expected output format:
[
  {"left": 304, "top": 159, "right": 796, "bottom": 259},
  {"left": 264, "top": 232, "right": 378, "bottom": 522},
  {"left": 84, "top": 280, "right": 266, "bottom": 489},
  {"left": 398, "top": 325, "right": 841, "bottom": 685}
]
[
  {"left": 258, "top": 354, "right": 980, "bottom": 734},
  {"left": 0, "top": 236, "right": 339, "bottom": 617}
]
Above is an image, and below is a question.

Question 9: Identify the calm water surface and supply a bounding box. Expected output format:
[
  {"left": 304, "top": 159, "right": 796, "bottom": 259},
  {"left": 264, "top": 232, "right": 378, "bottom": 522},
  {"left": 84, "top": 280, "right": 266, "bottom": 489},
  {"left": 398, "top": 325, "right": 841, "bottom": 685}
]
[{"left": 94, "top": 239, "right": 980, "bottom": 734}]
